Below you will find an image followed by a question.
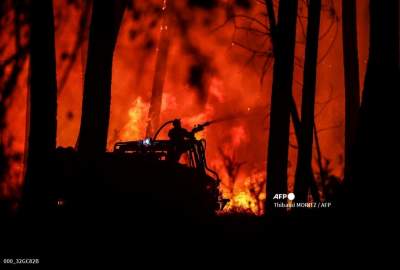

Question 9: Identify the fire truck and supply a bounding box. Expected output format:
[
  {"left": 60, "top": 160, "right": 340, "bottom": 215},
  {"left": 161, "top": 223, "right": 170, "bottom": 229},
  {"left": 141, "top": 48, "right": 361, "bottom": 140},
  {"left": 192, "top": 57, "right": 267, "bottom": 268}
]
[
  {"left": 112, "top": 119, "right": 228, "bottom": 212},
  {"left": 51, "top": 119, "right": 227, "bottom": 218}
]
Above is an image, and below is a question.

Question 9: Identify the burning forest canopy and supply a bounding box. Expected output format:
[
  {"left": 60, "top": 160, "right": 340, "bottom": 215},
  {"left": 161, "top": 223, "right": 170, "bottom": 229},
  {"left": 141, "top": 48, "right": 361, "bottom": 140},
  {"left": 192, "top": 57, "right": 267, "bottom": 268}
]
[{"left": 0, "top": 0, "right": 370, "bottom": 215}]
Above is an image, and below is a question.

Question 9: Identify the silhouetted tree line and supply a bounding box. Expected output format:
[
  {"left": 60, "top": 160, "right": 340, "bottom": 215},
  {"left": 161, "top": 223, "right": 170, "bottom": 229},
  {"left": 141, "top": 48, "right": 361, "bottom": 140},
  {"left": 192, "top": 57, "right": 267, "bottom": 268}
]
[
  {"left": 216, "top": 0, "right": 398, "bottom": 214},
  {"left": 264, "top": 0, "right": 398, "bottom": 214}
]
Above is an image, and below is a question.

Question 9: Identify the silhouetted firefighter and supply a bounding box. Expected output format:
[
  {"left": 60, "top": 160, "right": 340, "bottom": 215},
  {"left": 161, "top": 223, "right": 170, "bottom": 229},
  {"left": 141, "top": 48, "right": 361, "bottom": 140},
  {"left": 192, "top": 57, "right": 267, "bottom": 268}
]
[{"left": 167, "top": 119, "right": 208, "bottom": 162}]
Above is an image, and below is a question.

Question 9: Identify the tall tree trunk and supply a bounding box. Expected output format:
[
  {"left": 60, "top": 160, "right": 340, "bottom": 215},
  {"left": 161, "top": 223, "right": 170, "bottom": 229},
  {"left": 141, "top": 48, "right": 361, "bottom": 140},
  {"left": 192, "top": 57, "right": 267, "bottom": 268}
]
[
  {"left": 266, "top": 0, "right": 302, "bottom": 144},
  {"left": 342, "top": 0, "right": 360, "bottom": 184},
  {"left": 350, "top": 0, "right": 398, "bottom": 208},
  {"left": 265, "top": 0, "right": 298, "bottom": 215},
  {"left": 23, "top": 0, "right": 57, "bottom": 207},
  {"left": 77, "top": 0, "right": 126, "bottom": 156},
  {"left": 266, "top": 0, "right": 320, "bottom": 202},
  {"left": 266, "top": 0, "right": 300, "bottom": 139},
  {"left": 294, "top": 0, "right": 322, "bottom": 203}
]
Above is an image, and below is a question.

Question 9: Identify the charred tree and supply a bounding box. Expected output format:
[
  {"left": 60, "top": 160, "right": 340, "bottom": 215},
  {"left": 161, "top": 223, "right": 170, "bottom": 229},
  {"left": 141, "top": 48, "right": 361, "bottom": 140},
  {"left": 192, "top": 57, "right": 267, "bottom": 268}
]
[
  {"left": 342, "top": 0, "right": 360, "bottom": 184},
  {"left": 350, "top": 0, "right": 398, "bottom": 207},
  {"left": 294, "top": 0, "right": 322, "bottom": 203},
  {"left": 266, "top": 0, "right": 301, "bottom": 137},
  {"left": 265, "top": 0, "right": 298, "bottom": 214},
  {"left": 77, "top": 0, "right": 126, "bottom": 156},
  {"left": 23, "top": 0, "right": 57, "bottom": 207},
  {"left": 146, "top": 0, "right": 171, "bottom": 137},
  {"left": 266, "top": 0, "right": 320, "bottom": 202}
]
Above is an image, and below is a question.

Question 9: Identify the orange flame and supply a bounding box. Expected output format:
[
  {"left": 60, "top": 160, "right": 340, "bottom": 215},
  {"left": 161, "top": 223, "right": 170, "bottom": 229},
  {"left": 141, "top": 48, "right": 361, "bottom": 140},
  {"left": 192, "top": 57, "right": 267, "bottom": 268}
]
[{"left": 120, "top": 97, "right": 149, "bottom": 141}]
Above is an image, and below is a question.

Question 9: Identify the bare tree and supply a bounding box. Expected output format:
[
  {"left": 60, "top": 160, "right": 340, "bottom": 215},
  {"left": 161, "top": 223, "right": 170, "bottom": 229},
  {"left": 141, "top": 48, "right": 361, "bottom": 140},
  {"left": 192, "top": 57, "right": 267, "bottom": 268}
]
[
  {"left": 218, "top": 147, "right": 246, "bottom": 195},
  {"left": 77, "top": 0, "right": 126, "bottom": 156},
  {"left": 342, "top": 0, "right": 360, "bottom": 183},
  {"left": 294, "top": 0, "right": 322, "bottom": 203},
  {"left": 265, "top": 0, "right": 298, "bottom": 214},
  {"left": 23, "top": 0, "right": 57, "bottom": 207},
  {"left": 266, "top": 0, "right": 320, "bottom": 203}
]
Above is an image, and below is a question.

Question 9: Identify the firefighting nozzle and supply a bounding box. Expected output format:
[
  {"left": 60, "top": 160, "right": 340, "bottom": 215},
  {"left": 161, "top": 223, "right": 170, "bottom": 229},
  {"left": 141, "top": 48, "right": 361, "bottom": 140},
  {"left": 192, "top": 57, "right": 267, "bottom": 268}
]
[{"left": 191, "top": 121, "right": 211, "bottom": 134}]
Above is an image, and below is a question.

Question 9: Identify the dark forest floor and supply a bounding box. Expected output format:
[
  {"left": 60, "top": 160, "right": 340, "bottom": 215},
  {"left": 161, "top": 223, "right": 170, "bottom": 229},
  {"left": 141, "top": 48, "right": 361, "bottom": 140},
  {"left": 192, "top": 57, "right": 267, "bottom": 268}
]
[{"left": 0, "top": 148, "right": 363, "bottom": 264}]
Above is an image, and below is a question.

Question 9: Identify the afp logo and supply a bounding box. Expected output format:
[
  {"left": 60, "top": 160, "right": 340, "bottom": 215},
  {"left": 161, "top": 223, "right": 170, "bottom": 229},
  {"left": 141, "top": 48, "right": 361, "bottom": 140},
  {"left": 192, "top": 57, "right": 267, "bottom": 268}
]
[{"left": 273, "top": 193, "right": 295, "bottom": 201}]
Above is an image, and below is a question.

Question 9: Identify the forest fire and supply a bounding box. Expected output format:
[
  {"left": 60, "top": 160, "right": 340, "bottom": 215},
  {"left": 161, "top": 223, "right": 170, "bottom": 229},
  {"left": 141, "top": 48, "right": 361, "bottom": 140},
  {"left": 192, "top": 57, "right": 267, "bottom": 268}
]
[
  {"left": 0, "top": 0, "right": 373, "bottom": 217},
  {"left": 0, "top": 0, "right": 397, "bottom": 262}
]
